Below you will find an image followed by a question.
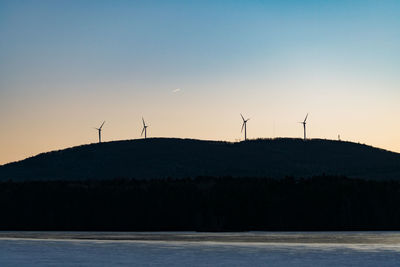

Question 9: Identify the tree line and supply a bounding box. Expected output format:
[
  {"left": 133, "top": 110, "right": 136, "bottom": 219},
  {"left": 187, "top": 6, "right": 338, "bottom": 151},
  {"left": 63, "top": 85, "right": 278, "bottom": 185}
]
[{"left": 1, "top": 176, "right": 400, "bottom": 231}]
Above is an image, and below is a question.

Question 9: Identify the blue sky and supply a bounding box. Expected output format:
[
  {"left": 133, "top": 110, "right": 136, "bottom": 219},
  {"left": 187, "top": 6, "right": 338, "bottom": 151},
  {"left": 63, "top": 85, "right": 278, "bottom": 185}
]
[{"left": 1, "top": 0, "right": 400, "bottom": 163}]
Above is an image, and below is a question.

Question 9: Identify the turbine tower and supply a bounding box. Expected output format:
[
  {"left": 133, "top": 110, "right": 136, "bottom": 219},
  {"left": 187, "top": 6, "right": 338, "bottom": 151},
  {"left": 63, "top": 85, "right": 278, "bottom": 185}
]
[
  {"left": 94, "top": 121, "right": 105, "bottom": 143},
  {"left": 141, "top": 117, "right": 149, "bottom": 139},
  {"left": 241, "top": 114, "right": 250, "bottom": 141},
  {"left": 299, "top": 114, "right": 308, "bottom": 141}
]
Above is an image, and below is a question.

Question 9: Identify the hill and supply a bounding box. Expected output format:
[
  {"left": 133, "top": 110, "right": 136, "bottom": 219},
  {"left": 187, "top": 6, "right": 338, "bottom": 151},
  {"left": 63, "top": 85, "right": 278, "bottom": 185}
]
[{"left": 0, "top": 138, "right": 400, "bottom": 181}]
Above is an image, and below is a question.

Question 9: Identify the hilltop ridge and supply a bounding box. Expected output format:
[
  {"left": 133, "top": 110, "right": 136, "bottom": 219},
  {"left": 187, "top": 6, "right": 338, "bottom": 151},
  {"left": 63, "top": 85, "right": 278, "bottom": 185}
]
[{"left": 0, "top": 138, "right": 399, "bottom": 181}]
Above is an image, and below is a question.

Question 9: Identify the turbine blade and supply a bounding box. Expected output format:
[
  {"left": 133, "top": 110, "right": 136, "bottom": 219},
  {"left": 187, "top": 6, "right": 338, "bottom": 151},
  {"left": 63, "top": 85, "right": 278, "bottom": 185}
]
[
  {"left": 99, "top": 121, "right": 105, "bottom": 129},
  {"left": 241, "top": 122, "right": 245, "bottom": 132},
  {"left": 304, "top": 113, "right": 308, "bottom": 123},
  {"left": 142, "top": 117, "right": 145, "bottom": 126},
  {"left": 141, "top": 127, "right": 145, "bottom": 136},
  {"left": 240, "top": 114, "right": 245, "bottom": 121}
]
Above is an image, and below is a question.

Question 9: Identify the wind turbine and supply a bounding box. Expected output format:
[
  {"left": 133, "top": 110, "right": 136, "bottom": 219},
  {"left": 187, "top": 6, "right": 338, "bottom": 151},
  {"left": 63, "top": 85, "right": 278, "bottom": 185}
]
[
  {"left": 141, "top": 117, "right": 149, "bottom": 139},
  {"left": 94, "top": 121, "right": 105, "bottom": 143},
  {"left": 299, "top": 114, "right": 308, "bottom": 141},
  {"left": 240, "top": 114, "right": 250, "bottom": 141}
]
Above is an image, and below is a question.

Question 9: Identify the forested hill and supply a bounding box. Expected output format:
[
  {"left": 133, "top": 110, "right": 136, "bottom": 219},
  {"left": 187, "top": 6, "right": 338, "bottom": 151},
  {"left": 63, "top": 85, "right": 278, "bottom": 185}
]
[{"left": 1, "top": 138, "right": 400, "bottom": 181}]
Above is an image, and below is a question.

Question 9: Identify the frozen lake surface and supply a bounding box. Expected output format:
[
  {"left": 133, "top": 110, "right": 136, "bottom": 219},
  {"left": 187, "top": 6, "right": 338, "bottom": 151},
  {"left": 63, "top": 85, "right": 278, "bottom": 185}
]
[{"left": 0, "top": 232, "right": 400, "bottom": 266}]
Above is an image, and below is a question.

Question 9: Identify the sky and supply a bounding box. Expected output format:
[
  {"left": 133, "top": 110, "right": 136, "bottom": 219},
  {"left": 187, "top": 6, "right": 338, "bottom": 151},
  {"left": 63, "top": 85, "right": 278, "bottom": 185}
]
[{"left": 1, "top": 0, "right": 400, "bottom": 164}]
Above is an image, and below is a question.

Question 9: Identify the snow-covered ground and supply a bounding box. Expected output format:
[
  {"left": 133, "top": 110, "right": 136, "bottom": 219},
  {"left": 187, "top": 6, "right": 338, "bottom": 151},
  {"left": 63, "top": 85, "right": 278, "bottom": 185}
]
[{"left": 0, "top": 232, "right": 399, "bottom": 266}]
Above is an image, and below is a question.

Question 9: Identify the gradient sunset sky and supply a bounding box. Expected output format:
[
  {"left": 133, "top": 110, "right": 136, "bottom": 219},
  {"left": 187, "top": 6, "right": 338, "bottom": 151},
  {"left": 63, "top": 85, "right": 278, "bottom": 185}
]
[{"left": 1, "top": 0, "right": 399, "bottom": 164}]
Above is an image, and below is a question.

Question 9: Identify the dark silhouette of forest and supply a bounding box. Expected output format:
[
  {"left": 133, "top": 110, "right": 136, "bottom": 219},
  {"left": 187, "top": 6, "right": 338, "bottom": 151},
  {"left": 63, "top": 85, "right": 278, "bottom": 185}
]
[
  {"left": 1, "top": 138, "right": 400, "bottom": 181},
  {"left": 1, "top": 176, "right": 400, "bottom": 231}
]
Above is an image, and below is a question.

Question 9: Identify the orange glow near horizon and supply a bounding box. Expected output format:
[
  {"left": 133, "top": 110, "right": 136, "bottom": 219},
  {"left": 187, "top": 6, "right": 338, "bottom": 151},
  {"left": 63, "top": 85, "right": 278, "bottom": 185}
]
[{"left": 1, "top": 78, "right": 399, "bottom": 165}]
